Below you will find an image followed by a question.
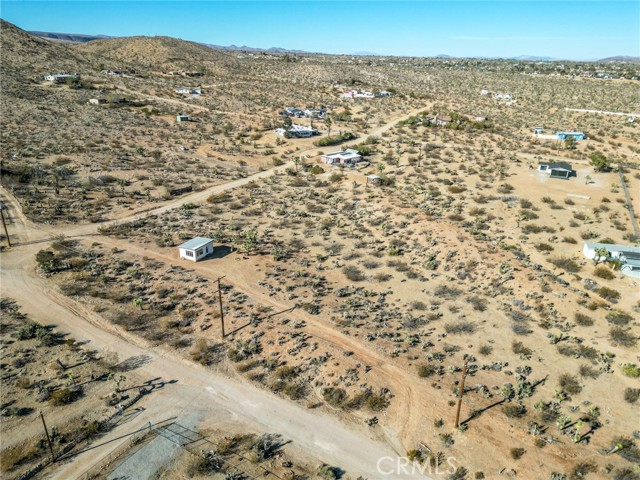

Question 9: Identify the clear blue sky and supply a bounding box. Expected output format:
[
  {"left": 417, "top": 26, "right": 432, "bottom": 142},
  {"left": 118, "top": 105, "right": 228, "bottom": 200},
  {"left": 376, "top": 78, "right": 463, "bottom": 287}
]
[{"left": 1, "top": 1, "right": 639, "bottom": 59}]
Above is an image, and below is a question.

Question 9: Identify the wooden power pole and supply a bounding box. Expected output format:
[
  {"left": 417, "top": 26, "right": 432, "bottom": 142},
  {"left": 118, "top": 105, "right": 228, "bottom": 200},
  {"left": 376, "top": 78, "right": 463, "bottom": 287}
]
[
  {"left": 454, "top": 359, "right": 469, "bottom": 428},
  {"left": 40, "top": 411, "right": 55, "bottom": 461},
  {"left": 215, "top": 276, "right": 226, "bottom": 338},
  {"left": 0, "top": 207, "right": 11, "bottom": 247}
]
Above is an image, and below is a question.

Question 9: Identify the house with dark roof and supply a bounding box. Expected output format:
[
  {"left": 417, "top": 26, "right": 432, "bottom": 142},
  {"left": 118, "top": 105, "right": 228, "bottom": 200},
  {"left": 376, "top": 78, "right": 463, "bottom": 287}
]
[{"left": 537, "top": 161, "right": 575, "bottom": 179}]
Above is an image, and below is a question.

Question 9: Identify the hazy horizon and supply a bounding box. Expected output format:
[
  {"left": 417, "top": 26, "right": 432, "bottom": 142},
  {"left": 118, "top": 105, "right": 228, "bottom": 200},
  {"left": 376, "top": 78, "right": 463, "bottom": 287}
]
[{"left": 1, "top": 1, "right": 639, "bottom": 60}]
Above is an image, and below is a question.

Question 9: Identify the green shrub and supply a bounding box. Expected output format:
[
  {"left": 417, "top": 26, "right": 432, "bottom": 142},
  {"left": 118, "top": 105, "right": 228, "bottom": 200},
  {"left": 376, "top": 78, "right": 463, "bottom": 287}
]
[
  {"left": 49, "top": 387, "right": 82, "bottom": 406},
  {"left": 622, "top": 364, "right": 640, "bottom": 378}
]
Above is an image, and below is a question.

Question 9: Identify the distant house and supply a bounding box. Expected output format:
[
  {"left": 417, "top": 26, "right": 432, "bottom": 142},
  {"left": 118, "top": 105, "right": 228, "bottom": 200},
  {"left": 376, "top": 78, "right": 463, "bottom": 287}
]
[
  {"left": 480, "top": 89, "right": 490, "bottom": 96},
  {"left": 45, "top": 73, "right": 80, "bottom": 83},
  {"left": 88, "top": 98, "right": 106, "bottom": 105},
  {"left": 178, "top": 237, "right": 214, "bottom": 262},
  {"left": 175, "top": 87, "right": 201, "bottom": 95},
  {"left": 538, "top": 161, "right": 575, "bottom": 179},
  {"left": 583, "top": 242, "right": 640, "bottom": 278},
  {"left": 556, "top": 131, "right": 586, "bottom": 141},
  {"left": 104, "top": 70, "right": 136, "bottom": 76},
  {"left": 280, "top": 107, "right": 304, "bottom": 117},
  {"left": 275, "top": 124, "right": 319, "bottom": 138},
  {"left": 494, "top": 92, "right": 513, "bottom": 101},
  {"left": 376, "top": 91, "right": 391, "bottom": 97},
  {"left": 176, "top": 115, "right": 189, "bottom": 122},
  {"left": 425, "top": 114, "right": 452, "bottom": 126},
  {"left": 303, "top": 108, "right": 326, "bottom": 118},
  {"left": 342, "top": 90, "right": 375, "bottom": 99},
  {"left": 534, "top": 127, "right": 544, "bottom": 135},
  {"left": 321, "top": 149, "right": 362, "bottom": 166}
]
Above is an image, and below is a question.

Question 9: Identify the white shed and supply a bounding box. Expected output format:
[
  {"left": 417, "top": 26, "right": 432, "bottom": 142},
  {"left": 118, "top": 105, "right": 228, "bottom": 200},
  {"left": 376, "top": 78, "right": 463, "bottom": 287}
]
[{"left": 178, "top": 237, "right": 214, "bottom": 262}]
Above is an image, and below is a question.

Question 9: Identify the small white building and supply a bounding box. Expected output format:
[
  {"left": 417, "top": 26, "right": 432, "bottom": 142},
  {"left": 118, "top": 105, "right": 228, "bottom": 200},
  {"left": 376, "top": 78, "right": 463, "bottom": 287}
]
[
  {"left": 176, "top": 115, "right": 189, "bottom": 122},
  {"left": 480, "top": 89, "right": 490, "bottom": 96},
  {"left": 178, "top": 237, "right": 214, "bottom": 262},
  {"left": 275, "top": 124, "right": 318, "bottom": 138},
  {"left": 45, "top": 73, "right": 80, "bottom": 83},
  {"left": 321, "top": 149, "right": 362, "bottom": 165},
  {"left": 342, "top": 89, "right": 375, "bottom": 99}
]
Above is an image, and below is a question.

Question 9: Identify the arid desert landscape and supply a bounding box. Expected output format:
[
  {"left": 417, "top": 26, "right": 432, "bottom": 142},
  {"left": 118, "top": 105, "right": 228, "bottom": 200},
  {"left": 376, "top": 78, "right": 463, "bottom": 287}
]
[{"left": 1, "top": 15, "right": 639, "bottom": 480}]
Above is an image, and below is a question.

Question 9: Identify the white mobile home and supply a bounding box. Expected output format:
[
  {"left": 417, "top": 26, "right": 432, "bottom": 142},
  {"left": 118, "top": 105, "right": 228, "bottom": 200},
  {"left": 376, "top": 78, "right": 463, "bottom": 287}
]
[
  {"left": 583, "top": 242, "right": 640, "bottom": 278},
  {"left": 178, "top": 237, "right": 214, "bottom": 262},
  {"left": 321, "top": 149, "right": 362, "bottom": 166}
]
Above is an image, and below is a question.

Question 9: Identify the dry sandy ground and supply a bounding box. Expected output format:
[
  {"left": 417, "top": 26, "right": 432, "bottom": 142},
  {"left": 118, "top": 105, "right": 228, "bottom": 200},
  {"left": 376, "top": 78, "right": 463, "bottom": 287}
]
[{"left": 0, "top": 108, "right": 447, "bottom": 479}]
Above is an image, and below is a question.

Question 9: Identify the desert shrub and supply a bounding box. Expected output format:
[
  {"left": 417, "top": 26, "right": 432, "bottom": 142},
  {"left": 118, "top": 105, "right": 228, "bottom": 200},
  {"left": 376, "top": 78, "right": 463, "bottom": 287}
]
[
  {"left": 511, "top": 322, "right": 533, "bottom": 336},
  {"left": 0, "top": 440, "right": 43, "bottom": 472},
  {"left": 512, "top": 341, "right": 532, "bottom": 356},
  {"left": 283, "top": 383, "right": 307, "bottom": 400},
  {"left": 622, "top": 363, "right": 640, "bottom": 378},
  {"left": 502, "top": 404, "right": 526, "bottom": 418},
  {"left": 478, "top": 344, "right": 493, "bottom": 356},
  {"left": 610, "top": 327, "right": 637, "bottom": 347},
  {"left": 569, "top": 463, "right": 596, "bottom": 480},
  {"left": 548, "top": 257, "right": 581, "bottom": 273},
  {"left": 49, "top": 387, "right": 82, "bottom": 406},
  {"left": 317, "top": 464, "right": 339, "bottom": 480},
  {"left": 522, "top": 224, "right": 542, "bottom": 234},
  {"left": 624, "top": 388, "right": 640, "bottom": 404},
  {"left": 574, "top": 312, "right": 594, "bottom": 326},
  {"left": 535, "top": 243, "right": 554, "bottom": 252},
  {"left": 612, "top": 468, "right": 640, "bottom": 480},
  {"left": 562, "top": 236, "right": 578, "bottom": 244},
  {"left": 466, "top": 295, "right": 488, "bottom": 312},
  {"left": 606, "top": 310, "right": 633, "bottom": 325},
  {"left": 579, "top": 364, "right": 600, "bottom": 379},
  {"left": 343, "top": 265, "right": 365, "bottom": 281},
  {"left": 558, "top": 374, "right": 582, "bottom": 395},
  {"left": 322, "top": 387, "right": 347, "bottom": 407},
  {"left": 417, "top": 364, "right": 441, "bottom": 378},
  {"left": 596, "top": 286, "right": 621, "bottom": 302},
  {"left": 510, "top": 448, "right": 525, "bottom": 460},
  {"left": 594, "top": 266, "right": 615, "bottom": 279},
  {"left": 445, "top": 321, "right": 476, "bottom": 335},
  {"left": 185, "top": 452, "right": 224, "bottom": 475}
]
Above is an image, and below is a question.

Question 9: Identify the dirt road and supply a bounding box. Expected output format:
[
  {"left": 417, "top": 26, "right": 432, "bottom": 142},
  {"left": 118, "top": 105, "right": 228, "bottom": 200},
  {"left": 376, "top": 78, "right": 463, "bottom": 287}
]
[
  {"left": 0, "top": 106, "right": 439, "bottom": 479},
  {"left": 2, "top": 243, "right": 429, "bottom": 479}
]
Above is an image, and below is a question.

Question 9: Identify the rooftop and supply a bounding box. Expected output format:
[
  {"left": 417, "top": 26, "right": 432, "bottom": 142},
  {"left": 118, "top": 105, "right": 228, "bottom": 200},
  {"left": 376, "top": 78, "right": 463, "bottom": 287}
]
[{"left": 178, "top": 237, "right": 213, "bottom": 250}]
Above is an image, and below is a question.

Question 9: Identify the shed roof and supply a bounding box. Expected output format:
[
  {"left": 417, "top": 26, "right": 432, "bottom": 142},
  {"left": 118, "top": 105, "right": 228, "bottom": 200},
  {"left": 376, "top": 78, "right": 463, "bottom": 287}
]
[
  {"left": 178, "top": 237, "right": 213, "bottom": 250},
  {"left": 539, "top": 161, "right": 573, "bottom": 171}
]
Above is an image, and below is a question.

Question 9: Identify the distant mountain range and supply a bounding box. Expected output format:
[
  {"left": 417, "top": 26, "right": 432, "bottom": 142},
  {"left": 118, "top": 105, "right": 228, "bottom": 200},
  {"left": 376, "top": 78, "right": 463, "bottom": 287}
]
[
  {"left": 29, "top": 31, "right": 112, "bottom": 43},
  {"left": 28, "top": 30, "right": 640, "bottom": 63}
]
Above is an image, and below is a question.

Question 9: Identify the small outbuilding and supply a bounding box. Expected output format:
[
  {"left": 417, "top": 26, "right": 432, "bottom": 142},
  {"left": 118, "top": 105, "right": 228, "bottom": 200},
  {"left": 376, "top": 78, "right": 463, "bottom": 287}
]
[
  {"left": 178, "top": 237, "right": 214, "bottom": 262},
  {"left": 176, "top": 115, "right": 189, "bottom": 122},
  {"left": 367, "top": 174, "right": 381, "bottom": 185},
  {"left": 538, "top": 161, "right": 575, "bottom": 179}
]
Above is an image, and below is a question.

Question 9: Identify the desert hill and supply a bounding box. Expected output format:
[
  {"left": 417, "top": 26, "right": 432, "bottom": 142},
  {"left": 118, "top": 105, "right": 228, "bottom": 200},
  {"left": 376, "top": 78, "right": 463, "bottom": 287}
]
[
  {"left": 72, "top": 34, "right": 241, "bottom": 74},
  {"left": 0, "top": 19, "right": 90, "bottom": 80}
]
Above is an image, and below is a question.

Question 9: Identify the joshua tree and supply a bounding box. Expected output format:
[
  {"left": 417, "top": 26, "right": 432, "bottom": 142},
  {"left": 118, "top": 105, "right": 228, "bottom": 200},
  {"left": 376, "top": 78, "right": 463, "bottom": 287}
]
[{"left": 593, "top": 246, "right": 609, "bottom": 265}]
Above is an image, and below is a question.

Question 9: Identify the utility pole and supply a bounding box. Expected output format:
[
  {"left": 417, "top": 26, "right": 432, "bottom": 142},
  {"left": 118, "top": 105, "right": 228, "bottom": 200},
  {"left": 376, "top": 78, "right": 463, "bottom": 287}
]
[
  {"left": 0, "top": 207, "right": 11, "bottom": 247},
  {"left": 454, "top": 359, "right": 469, "bottom": 428},
  {"left": 215, "top": 276, "right": 226, "bottom": 338},
  {"left": 40, "top": 411, "right": 55, "bottom": 461}
]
